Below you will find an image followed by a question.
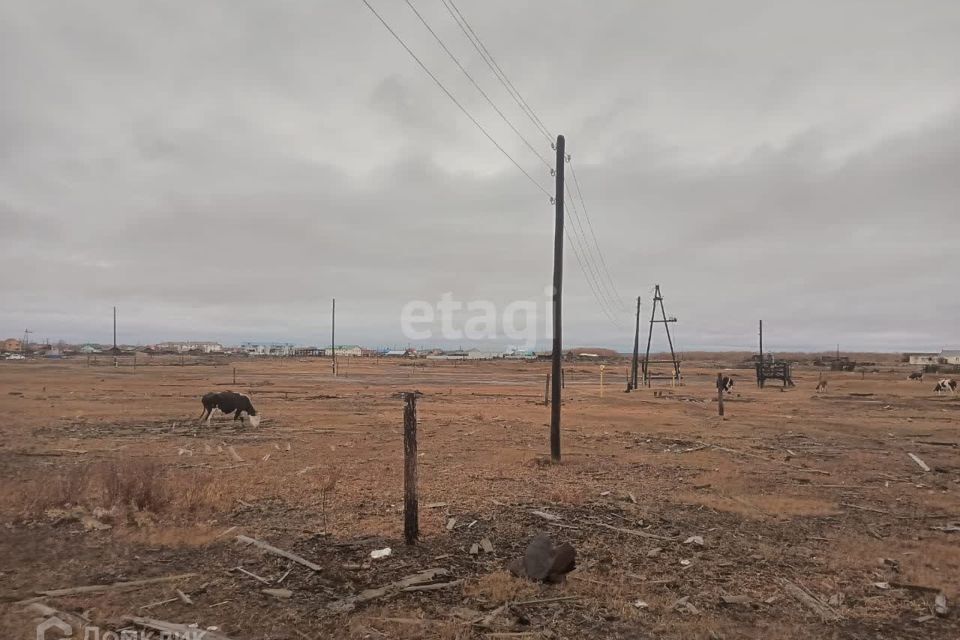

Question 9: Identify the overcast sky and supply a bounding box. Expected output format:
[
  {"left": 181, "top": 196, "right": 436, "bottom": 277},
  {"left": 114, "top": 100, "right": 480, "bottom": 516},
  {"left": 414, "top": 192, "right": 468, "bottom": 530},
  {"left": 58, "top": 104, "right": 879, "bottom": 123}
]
[{"left": 2, "top": 1, "right": 958, "bottom": 352}]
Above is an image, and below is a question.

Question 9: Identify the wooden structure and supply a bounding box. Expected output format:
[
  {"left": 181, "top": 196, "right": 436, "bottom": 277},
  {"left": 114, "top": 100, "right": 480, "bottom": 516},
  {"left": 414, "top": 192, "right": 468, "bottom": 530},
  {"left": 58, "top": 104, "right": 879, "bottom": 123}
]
[
  {"left": 756, "top": 320, "right": 795, "bottom": 388},
  {"left": 641, "top": 285, "right": 681, "bottom": 386}
]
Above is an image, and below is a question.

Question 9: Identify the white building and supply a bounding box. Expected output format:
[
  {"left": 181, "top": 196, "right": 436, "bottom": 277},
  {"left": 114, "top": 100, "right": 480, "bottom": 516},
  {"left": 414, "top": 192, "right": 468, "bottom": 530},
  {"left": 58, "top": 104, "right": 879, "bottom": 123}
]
[
  {"left": 908, "top": 353, "right": 940, "bottom": 365},
  {"left": 940, "top": 350, "right": 960, "bottom": 365},
  {"left": 333, "top": 345, "right": 363, "bottom": 357},
  {"left": 157, "top": 341, "right": 223, "bottom": 354},
  {"left": 241, "top": 342, "right": 295, "bottom": 356}
]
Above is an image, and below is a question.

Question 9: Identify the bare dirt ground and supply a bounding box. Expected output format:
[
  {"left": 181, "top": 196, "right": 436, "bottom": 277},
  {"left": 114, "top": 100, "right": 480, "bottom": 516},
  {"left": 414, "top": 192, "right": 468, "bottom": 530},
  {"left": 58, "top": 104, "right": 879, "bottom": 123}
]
[{"left": 1, "top": 355, "right": 958, "bottom": 639}]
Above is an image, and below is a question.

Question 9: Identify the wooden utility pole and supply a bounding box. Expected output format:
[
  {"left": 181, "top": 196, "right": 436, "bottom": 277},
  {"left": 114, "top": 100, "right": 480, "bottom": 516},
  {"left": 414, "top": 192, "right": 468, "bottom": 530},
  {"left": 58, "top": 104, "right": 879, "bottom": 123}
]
[
  {"left": 550, "top": 134, "right": 565, "bottom": 463},
  {"left": 716, "top": 373, "right": 725, "bottom": 417},
  {"left": 630, "top": 296, "right": 641, "bottom": 390},
  {"left": 759, "top": 320, "right": 764, "bottom": 360},
  {"left": 331, "top": 298, "right": 336, "bottom": 376},
  {"left": 758, "top": 320, "right": 763, "bottom": 388},
  {"left": 113, "top": 306, "right": 118, "bottom": 367},
  {"left": 402, "top": 391, "right": 421, "bottom": 545}
]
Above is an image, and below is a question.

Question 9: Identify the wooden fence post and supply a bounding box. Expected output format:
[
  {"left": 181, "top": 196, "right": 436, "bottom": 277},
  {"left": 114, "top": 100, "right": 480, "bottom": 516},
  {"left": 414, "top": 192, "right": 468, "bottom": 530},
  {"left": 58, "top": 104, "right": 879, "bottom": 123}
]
[
  {"left": 561, "top": 368, "right": 565, "bottom": 389},
  {"left": 544, "top": 374, "right": 551, "bottom": 406},
  {"left": 717, "top": 373, "right": 725, "bottom": 417},
  {"left": 403, "top": 391, "right": 421, "bottom": 545}
]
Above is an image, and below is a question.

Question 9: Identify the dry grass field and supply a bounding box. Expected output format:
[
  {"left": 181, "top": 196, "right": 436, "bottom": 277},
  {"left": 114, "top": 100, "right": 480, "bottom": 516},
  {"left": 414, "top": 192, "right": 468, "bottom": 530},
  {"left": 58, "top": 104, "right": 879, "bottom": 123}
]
[{"left": 1, "top": 355, "right": 958, "bottom": 639}]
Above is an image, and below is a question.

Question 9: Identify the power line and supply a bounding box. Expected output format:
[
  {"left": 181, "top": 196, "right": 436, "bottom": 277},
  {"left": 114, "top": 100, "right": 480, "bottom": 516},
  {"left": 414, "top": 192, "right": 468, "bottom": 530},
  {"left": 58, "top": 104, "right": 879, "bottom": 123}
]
[
  {"left": 440, "top": 0, "right": 553, "bottom": 144},
  {"left": 562, "top": 186, "right": 625, "bottom": 327},
  {"left": 358, "top": 0, "right": 552, "bottom": 200},
  {"left": 568, "top": 158, "right": 630, "bottom": 312},
  {"left": 403, "top": 0, "right": 553, "bottom": 172},
  {"left": 564, "top": 183, "right": 623, "bottom": 321},
  {"left": 563, "top": 224, "right": 623, "bottom": 329}
]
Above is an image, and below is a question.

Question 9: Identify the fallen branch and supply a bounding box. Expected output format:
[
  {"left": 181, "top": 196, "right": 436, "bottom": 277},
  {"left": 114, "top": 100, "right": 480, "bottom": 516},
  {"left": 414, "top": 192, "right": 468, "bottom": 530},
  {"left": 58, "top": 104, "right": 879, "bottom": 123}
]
[
  {"left": 232, "top": 566, "right": 271, "bottom": 584},
  {"left": 235, "top": 535, "right": 321, "bottom": 571},
  {"left": 19, "top": 573, "right": 197, "bottom": 603},
  {"left": 328, "top": 568, "right": 449, "bottom": 612},
  {"left": 595, "top": 522, "right": 676, "bottom": 541},
  {"left": 779, "top": 578, "right": 841, "bottom": 622},
  {"left": 840, "top": 502, "right": 890, "bottom": 515},
  {"left": 139, "top": 597, "right": 179, "bottom": 610},
  {"left": 401, "top": 579, "right": 464, "bottom": 592},
  {"left": 512, "top": 595, "right": 581, "bottom": 606}
]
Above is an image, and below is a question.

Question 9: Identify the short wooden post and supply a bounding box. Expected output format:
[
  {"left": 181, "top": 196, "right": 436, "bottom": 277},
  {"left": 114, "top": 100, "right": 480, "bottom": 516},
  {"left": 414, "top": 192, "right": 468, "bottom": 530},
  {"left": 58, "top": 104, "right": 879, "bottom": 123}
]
[
  {"left": 132, "top": 354, "right": 136, "bottom": 372},
  {"left": 561, "top": 368, "right": 566, "bottom": 389},
  {"left": 599, "top": 364, "right": 605, "bottom": 398},
  {"left": 233, "top": 367, "right": 237, "bottom": 385},
  {"left": 716, "top": 373, "right": 725, "bottom": 417},
  {"left": 403, "top": 391, "right": 421, "bottom": 545},
  {"left": 544, "top": 374, "right": 551, "bottom": 405}
]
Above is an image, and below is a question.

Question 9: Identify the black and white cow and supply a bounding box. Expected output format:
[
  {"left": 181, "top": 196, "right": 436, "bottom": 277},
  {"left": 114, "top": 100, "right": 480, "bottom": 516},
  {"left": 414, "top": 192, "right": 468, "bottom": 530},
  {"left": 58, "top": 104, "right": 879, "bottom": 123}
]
[
  {"left": 934, "top": 379, "right": 957, "bottom": 395},
  {"left": 908, "top": 371, "right": 924, "bottom": 381},
  {"left": 717, "top": 375, "right": 734, "bottom": 393},
  {"left": 200, "top": 391, "right": 260, "bottom": 427}
]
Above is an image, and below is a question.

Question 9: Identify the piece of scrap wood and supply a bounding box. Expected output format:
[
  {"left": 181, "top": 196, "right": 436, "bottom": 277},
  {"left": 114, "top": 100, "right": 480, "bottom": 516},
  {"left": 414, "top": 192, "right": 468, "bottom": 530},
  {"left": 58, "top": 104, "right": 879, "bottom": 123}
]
[
  {"left": 235, "top": 535, "right": 321, "bottom": 571},
  {"left": 779, "top": 578, "right": 841, "bottom": 622},
  {"left": 908, "top": 453, "right": 931, "bottom": 472}
]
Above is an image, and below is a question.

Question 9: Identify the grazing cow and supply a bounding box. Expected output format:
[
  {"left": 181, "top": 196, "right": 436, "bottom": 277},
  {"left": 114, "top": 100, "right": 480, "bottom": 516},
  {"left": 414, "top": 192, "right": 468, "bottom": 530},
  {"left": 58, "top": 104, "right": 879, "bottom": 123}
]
[
  {"left": 816, "top": 379, "right": 828, "bottom": 393},
  {"left": 200, "top": 391, "right": 260, "bottom": 427},
  {"left": 717, "top": 375, "right": 734, "bottom": 393},
  {"left": 908, "top": 372, "right": 924, "bottom": 381},
  {"left": 934, "top": 379, "right": 958, "bottom": 395}
]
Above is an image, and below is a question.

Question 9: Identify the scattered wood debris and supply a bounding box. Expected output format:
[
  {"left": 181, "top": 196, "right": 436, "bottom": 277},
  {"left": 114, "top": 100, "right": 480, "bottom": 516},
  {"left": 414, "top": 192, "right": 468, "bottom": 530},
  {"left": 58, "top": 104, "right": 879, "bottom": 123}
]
[
  {"left": 779, "top": 578, "right": 842, "bottom": 622},
  {"left": 125, "top": 616, "right": 235, "bottom": 640},
  {"left": 596, "top": 521, "right": 676, "bottom": 541},
  {"left": 328, "top": 568, "right": 450, "bottom": 612},
  {"left": 235, "top": 535, "right": 321, "bottom": 571},
  {"left": 531, "top": 510, "right": 561, "bottom": 521},
  {"left": 935, "top": 592, "right": 949, "bottom": 617},
  {"left": 19, "top": 573, "right": 198, "bottom": 603},
  {"left": 908, "top": 453, "right": 931, "bottom": 472}
]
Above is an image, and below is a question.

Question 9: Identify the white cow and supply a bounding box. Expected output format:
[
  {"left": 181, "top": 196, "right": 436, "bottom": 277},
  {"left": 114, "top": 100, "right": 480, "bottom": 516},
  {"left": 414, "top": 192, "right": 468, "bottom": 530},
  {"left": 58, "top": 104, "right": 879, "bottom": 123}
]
[{"left": 934, "top": 378, "right": 957, "bottom": 395}]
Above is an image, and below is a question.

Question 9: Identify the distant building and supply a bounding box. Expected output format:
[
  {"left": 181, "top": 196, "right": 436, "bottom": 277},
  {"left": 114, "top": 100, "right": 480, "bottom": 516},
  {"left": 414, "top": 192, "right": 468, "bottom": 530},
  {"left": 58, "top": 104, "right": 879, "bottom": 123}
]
[
  {"left": 156, "top": 341, "right": 223, "bottom": 354},
  {"left": 504, "top": 347, "right": 536, "bottom": 360},
  {"left": 426, "top": 348, "right": 494, "bottom": 360},
  {"left": 333, "top": 345, "right": 363, "bottom": 357},
  {"left": 907, "top": 353, "right": 940, "bottom": 366},
  {"left": 1, "top": 338, "right": 22, "bottom": 352},
  {"left": 940, "top": 350, "right": 960, "bottom": 365},
  {"left": 291, "top": 346, "right": 325, "bottom": 357},
  {"left": 241, "top": 342, "right": 295, "bottom": 356},
  {"left": 79, "top": 344, "right": 102, "bottom": 354}
]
